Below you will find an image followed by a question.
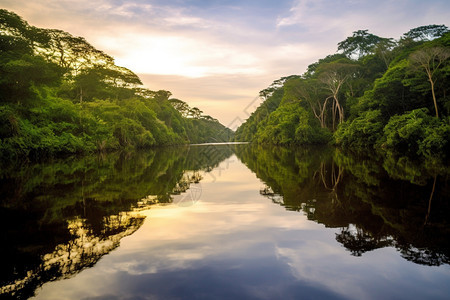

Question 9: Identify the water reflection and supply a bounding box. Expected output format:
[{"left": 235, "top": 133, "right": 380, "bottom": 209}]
[
  {"left": 235, "top": 144, "right": 450, "bottom": 266},
  {"left": 0, "top": 145, "right": 233, "bottom": 299},
  {"left": 1, "top": 144, "right": 450, "bottom": 299}
]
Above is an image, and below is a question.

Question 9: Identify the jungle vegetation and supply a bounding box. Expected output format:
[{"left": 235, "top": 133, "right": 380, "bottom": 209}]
[
  {"left": 235, "top": 25, "right": 450, "bottom": 158},
  {"left": 0, "top": 9, "right": 233, "bottom": 159}
]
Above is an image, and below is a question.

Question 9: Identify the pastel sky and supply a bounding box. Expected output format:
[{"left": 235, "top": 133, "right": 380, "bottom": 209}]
[{"left": 1, "top": 0, "right": 449, "bottom": 126}]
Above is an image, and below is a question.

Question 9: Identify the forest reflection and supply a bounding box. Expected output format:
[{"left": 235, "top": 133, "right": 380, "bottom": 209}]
[
  {"left": 234, "top": 144, "right": 450, "bottom": 266},
  {"left": 0, "top": 145, "right": 233, "bottom": 299},
  {"left": 1, "top": 144, "right": 449, "bottom": 299}
]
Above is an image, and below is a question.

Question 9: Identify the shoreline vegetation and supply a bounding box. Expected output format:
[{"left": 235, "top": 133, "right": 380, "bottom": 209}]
[
  {"left": 1, "top": 9, "right": 449, "bottom": 161},
  {"left": 0, "top": 9, "right": 233, "bottom": 160},
  {"left": 235, "top": 26, "right": 450, "bottom": 159}
]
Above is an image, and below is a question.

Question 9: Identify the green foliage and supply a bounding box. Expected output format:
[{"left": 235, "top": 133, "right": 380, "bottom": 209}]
[
  {"left": 236, "top": 25, "right": 450, "bottom": 158},
  {"left": 304, "top": 54, "right": 347, "bottom": 78},
  {"left": 168, "top": 97, "right": 234, "bottom": 143},
  {"left": 337, "top": 30, "right": 388, "bottom": 59},
  {"left": 254, "top": 102, "right": 330, "bottom": 145},
  {"left": 402, "top": 25, "right": 449, "bottom": 42},
  {"left": 255, "top": 103, "right": 302, "bottom": 144},
  {"left": 382, "top": 108, "right": 450, "bottom": 156},
  {"left": 186, "top": 118, "right": 234, "bottom": 143},
  {"left": 279, "top": 76, "right": 303, "bottom": 105},
  {"left": 234, "top": 87, "right": 283, "bottom": 142},
  {"left": 0, "top": 10, "right": 233, "bottom": 159},
  {"left": 335, "top": 110, "right": 384, "bottom": 148},
  {"left": 0, "top": 54, "right": 63, "bottom": 103}
]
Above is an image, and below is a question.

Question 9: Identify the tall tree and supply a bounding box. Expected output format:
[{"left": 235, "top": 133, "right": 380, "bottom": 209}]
[
  {"left": 169, "top": 98, "right": 190, "bottom": 117},
  {"left": 373, "top": 38, "right": 397, "bottom": 69},
  {"left": 409, "top": 46, "right": 450, "bottom": 118},
  {"left": 45, "top": 29, "right": 114, "bottom": 74},
  {"left": 337, "top": 30, "right": 386, "bottom": 59},
  {"left": 188, "top": 107, "right": 203, "bottom": 119},
  {"left": 403, "top": 25, "right": 449, "bottom": 42},
  {"left": 294, "top": 78, "right": 329, "bottom": 128},
  {"left": 317, "top": 61, "right": 359, "bottom": 130}
]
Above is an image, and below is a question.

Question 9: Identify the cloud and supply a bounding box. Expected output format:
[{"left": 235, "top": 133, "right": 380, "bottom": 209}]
[
  {"left": 277, "top": 0, "right": 450, "bottom": 39},
  {"left": 161, "top": 7, "right": 211, "bottom": 28},
  {"left": 276, "top": 0, "right": 322, "bottom": 28},
  {"left": 102, "top": 2, "right": 153, "bottom": 17}
]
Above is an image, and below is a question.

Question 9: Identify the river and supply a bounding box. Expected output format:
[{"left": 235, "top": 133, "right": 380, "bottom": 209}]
[{"left": 1, "top": 144, "right": 449, "bottom": 299}]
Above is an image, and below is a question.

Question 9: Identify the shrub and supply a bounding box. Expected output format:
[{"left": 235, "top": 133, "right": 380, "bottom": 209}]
[
  {"left": 335, "top": 110, "right": 384, "bottom": 148},
  {"left": 382, "top": 108, "right": 449, "bottom": 156}
]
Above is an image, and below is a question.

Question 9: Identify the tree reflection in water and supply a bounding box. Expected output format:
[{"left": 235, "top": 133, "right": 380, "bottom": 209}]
[
  {"left": 0, "top": 145, "right": 234, "bottom": 299},
  {"left": 1, "top": 213, "right": 145, "bottom": 299},
  {"left": 235, "top": 144, "right": 450, "bottom": 266},
  {"left": 1, "top": 144, "right": 449, "bottom": 298}
]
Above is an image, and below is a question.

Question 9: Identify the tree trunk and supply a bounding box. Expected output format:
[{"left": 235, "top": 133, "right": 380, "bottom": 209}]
[
  {"left": 332, "top": 101, "right": 337, "bottom": 131},
  {"left": 319, "top": 97, "right": 329, "bottom": 128},
  {"left": 429, "top": 78, "right": 439, "bottom": 118}
]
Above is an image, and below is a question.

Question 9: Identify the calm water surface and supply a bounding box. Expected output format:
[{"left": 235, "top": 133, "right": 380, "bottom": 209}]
[{"left": 1, "top": 144, "right": 449, "bottom": 299}]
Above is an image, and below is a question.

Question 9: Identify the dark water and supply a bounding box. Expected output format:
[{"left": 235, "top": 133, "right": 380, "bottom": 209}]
[{"left": 1, "top": 144, "right": 449, "bottom": 299}]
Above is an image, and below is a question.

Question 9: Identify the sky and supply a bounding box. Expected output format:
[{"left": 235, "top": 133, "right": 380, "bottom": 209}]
[{"left": 1, "top": 0, "right": 449, "bottom": 127}]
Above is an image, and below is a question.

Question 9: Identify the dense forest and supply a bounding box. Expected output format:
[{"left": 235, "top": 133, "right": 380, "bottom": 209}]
[
  {"left": 2, "top": 9, "right": 449, "bottom": 159},
  {"left": 235, "top": 25, "right": 450, "bottom": 158},
  {"left": 0, "top": 9, "right": 233, "bottom": 159}
]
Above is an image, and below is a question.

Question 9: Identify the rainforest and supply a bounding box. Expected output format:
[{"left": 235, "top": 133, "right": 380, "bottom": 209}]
[
  {"left": 1, "top": 7, "right": 450, "bottom": 300},
  {"left": 0, "top": 9, "right": 233, "bottom": 159},
  {"left": 235, "top": 26, "right": 450, "bottom": 159},
  {"left": 2, "top": 10, "right": 449, "bottom": 159}
]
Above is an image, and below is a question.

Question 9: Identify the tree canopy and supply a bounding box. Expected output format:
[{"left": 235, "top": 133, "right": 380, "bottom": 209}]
[
  {"left": 402, "top": 25, "right": 449, "bottom": 42},
  {"left": 236, "top": 25, "right": 450, "bottom": 158},
  {"left": 0, "top": 9, "right": 233, "bottom": 159},
  {"left": 337, "top": 29, "right": 388, "bottom": 59}
]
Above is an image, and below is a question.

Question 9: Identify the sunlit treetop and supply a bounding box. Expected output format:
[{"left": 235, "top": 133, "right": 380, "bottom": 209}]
[
  {"left": 0, "top": 9, "right": 142, "bottom": 88},
  {"left": 402, "top": 24, "right": 449, "bottom": 42}
]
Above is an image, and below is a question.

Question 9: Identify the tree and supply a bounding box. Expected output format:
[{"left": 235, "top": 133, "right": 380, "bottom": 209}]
[
  {"left": 293, "top": 78, "right": 329, "bottom": 128},
  {"left": 200, "top": 115, "right": 218, "bottom": 122},
  {"left": 103, "top": 66, "right": 142, "bottom": 88},
  {"left": 403, "top": 25, "right": 449, "bottom": 42},
  {"left": 317, "top": 61, "right": 359, "bottom": 130},
  {"left": 373, "top": 38, "right": 397, "bottom": 69},
  {"left": 0, "top": 9, "right": 29, "bottom": 36},
  {"left": 409, "top": 46, "right": 450, "bottom": 118},
  {"left": 338, "top": 30, "right": 387, "bottom": 59},
  {"left": 169, "top": 98, "right": 190, "bottom": 117},
  {"left": 153, "top": 90, "right": 172, "bottom": 103},
  {"left": 44, "top": 29, "right": 114, "bottom": 75},
  {"left": 188, "top": 107, "right": 203, "bottom": 119},
  {"left": 304, "top": 54, "right": 347, "bottom": 78},
  {"left": 0, "top": 54, "right": 62, "bottom": 103},
  {"left": 73, "top": 68, "right": 108, "bottom": 103},
  {"left": 0, "top": 9, "right": 50, "bottom": 52}
]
